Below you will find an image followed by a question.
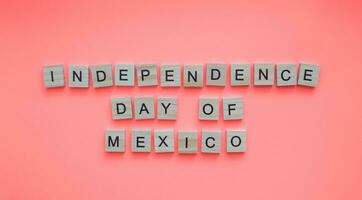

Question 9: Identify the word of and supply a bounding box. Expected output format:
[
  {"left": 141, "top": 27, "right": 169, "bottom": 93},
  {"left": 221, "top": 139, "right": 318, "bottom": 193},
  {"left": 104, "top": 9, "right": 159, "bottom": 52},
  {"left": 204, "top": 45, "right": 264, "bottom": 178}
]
[
  {"left": 43, "top": 63, "right": 320, "bottom": 88},
  {"left": 105, "top": 129, "right": 247, "bottom": 153},
  {"left": 112, "top": 96, "right": 243, "bottom": 121}
]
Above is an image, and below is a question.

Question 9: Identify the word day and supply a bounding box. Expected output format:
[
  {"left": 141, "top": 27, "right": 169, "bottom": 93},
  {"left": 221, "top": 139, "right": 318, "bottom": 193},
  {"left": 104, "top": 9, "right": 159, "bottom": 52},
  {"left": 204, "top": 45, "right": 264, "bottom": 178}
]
[
  {"left": 112, "top": 96, "right": 243, "bottom": 120},
  {"left": 105, "top": 129, "right": 247, "bottom": 153},
  {"left": 43, "top": 63, "right": 320, "bottom": 88}
]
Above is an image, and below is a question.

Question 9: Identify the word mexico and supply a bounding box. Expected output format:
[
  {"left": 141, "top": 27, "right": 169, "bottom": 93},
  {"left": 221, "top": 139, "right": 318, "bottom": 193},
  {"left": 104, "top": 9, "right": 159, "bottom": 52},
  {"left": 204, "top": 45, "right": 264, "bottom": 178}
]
[
  {"left": 43, "top": 63, "right": 320, "bottom": 88},
  {"left": 105, "top": 129, "right": 246, "bottom": 153},
  {"left": 112, "top": 96, "right": 243, "bottom": 120}
]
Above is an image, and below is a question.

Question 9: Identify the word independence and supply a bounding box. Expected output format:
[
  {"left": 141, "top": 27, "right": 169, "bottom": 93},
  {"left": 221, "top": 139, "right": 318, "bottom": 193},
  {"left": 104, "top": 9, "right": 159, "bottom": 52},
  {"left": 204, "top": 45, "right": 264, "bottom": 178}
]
[{"left": 43, "top": 63, "right": 320, "bottom": 88}]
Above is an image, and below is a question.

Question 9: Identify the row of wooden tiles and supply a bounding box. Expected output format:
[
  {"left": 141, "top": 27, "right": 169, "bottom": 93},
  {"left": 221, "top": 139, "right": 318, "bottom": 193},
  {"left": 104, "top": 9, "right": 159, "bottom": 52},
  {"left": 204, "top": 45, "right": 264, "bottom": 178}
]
[
  {"left": 43, "top": 63, "right": 320, "bottom": 88},
  {"left": 105, "top": 129, "right": 246, "bottom": 153},
  {"left": 112, "top": 96, "right": 243, "bottom": 120}
]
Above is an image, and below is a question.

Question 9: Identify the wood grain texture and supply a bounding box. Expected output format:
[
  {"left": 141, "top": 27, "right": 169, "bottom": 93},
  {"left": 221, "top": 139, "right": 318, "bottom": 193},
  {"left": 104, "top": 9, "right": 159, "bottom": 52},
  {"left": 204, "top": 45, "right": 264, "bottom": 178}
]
[
  {"left": 105, "top": 129, "right": 125, "bottom": 152},
  {"left": 134, "top": 96, "right": 155, "bottom": 120},
  {"left": 226, "top": 129, "right": 247, "bottom": 153},
  {"left": 154, "top": 129, "right": 174, "bottom": 153},
  {"left": 206, "top": 63, "right": 226, "bottom": 86},
  {"left": 178, "top": 131, "right": 198, "bottom": 154},
  {"left": 91, "top": 64, "right": 113, "bottom": 88},
  {"left": 137, "top": 64, "right": 158, "bottom": 86},
  {"left": 160, "top": 64, "right": 181, "bottom": 87},
  {"left": 199, "top": 97, "right": 219, "bottom": 120},
  {"left": 68, "top": 65, "right": 89, "bottom": 88},
  {"left": 114, "top": 64, "right": 135, "bottom": 86},
  {"left": 298, "top": 63, "right": 320, "bottom": 87},
  {"left": 201, "top": 130, "right": 221, "bottom": 153},
  {"left": 131, "top": 128, "right": 151, "bottom": 152},
  {"left": 43, "top": 65, "right": 65, "bottom": 88},
  {"left": 254, "top": 63, "right": 274, "bottom": 86},
  {"left": 183, "top": 64, "right": 203, "bottom": 87},
  {"left": 111, "top": 96, "right": 133, "bottom": 120}
]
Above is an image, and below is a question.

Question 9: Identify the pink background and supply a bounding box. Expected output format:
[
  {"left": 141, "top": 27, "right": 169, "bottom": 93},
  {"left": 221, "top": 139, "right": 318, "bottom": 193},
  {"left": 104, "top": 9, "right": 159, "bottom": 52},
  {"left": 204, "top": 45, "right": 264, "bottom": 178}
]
[{"left": 1, "top": 0, "right": 362, "bottom": 199}]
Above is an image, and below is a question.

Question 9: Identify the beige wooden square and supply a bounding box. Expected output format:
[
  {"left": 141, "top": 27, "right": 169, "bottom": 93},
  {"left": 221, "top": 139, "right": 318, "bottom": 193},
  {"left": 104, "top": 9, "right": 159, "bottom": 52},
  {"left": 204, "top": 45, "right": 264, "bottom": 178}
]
[
  {"left": 223, "top": 97, "right": 243, "bottom": 120},
  {"left": 160, "top": 64, "right": 180, "bottom": 87},
  {"left": 91, "top": 64, "right": 113, "bottom": 88},
  {"left": 226, "top": 129, "right": 247, "bottom": 153},
  {"left": 43, "top": 65, "right": 65, "bottom": 88},
  {"left": 298, "top": 63, "right": 320, "bottom": 87},
  {"left": 105, "top": 129, "right": 125, "bottom": 152},
  {"left": 183, "top": 64, "right": 203, "bottom": 87},
  {"left": 134, "top": 97, "right": 155, "bottom": 119},
  {"left": 201, "top": 130, "right": 221, "bottom": 153},
  {"left": 178, "top": 131, "right": 198, "bottom": 154},
  {"left": 137, "top": 64, "right": 158, "bottom": 86},
  {"left": 206, "top": 63, "right": 226, "bottom": 86},
  {"left": 154, "top": 129, "right": 174, "bottom": 153},
  {"left": 199, "top": 97, "right": 219, "bottom": 120}
]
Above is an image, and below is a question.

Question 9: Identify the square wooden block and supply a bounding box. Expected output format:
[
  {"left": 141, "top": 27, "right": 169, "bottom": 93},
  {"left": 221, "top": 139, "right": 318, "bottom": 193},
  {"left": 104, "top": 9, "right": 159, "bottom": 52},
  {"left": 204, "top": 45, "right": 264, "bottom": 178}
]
[
  {"left": 199, "top": 97, "right": 219, "bottom": 120},
  {"left": 206, "top": 63, "right": 226, "bottom": 86},
  {"left": 183, "top": 64, "right": 203, "bottom": 87},
  {"left": 178, "top": 131, "right": 198, "bottom": 154},
  {"left": 276, "top": 64, "right": 297, "bottom": 86},
  {"left": 226, "top": 129, "right": 246, "bottom": 152},
  {"left": 68, "top": 64, "right": 89, "bottom": 88},
  {"left": 154, "top": 129, "right": 174, "bottom": 153},
  {"left": 115, "top": 64, "right": 135, "bottom": 86},
  {"left": 201, "top": 130, "right": 221, "bottom": 153},
  {"left": 230, "top": 63, "right": 250, "bottom": 86},
  {"left": 223, "top": 97, "right": 243, "bottom": 120},
  {"left": 160, "top": 64, "right": 181, "bottom": 87},
  {"left": 298, "top": 63, "right": 320, "bottom": 87},
  {"left": 137, "top": 64, "right": 158, "bottom": 86},
  {"left": 254, "top": 63, "right": 275, "bottom": 86},
  {"left": 43, "top": 65, "right": 65, "bottom": 88},
  {"left": 131, "top": 129, "right": 151, "bottom": 152},
  {"left": 112, "top": 97, "right": 133, "bottom": 120},
  {"left": 91, "top": 64, "right": 113, "bottom": 88},
  {"left": 134, "top": 96, "right": 155, "bottom": 119},
  {"left": 157, "top": 97, "right": 177, "bottom": 120},
  {"left": 105, "top": 129, "right": 125, "bottom": 152}
]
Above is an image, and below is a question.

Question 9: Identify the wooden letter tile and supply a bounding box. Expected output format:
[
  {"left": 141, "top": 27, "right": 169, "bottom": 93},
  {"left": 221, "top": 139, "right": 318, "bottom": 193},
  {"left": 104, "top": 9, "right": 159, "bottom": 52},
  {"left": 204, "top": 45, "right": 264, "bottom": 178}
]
[
  {"left": 201, "top": 130, "right": 221, "bottom": 153},
  {"left": 131, "top": 128, "right": 151, "bottom": 152},
  {"left": 160, "top": 64, "right": 181, "bottom": 87},
  {"left": 112, "top": 97, "right": 133, "bottom": 119},
  {"left": 115, "top": 64, "right": 135, "bottom": 86},
  {"left": 105, "top": 129, "right": 125, "bottom": 152},
  {"left": 43, "top": 65, "right": 65, "bottom": 88},
  {"left": 134, "top": 96, "right": 155, "bottom": 119},
  {"left": 157, "top": 97, "right": 177, "bottom": 120},
  {"left": 206, "top": 63, "right": 226, "bottom": 86},
  {"left": 178, "top": 131, "right": 198, "bottom": 154},
  {"left": 254, "top": 63, "right": 274, "bottom": 86},
  {"left": 154, "top": 129, "right": 174, "bottom": 153},
  {"left": 68, "top": 64, "right": 89, "bottom": 88},
  {"left": 137, "top": 64, "right": 158, "bottom": 86},
  {"left": 199, "top": 97, "right": 219, "bottom": 120},
  {"left": 91, "top": 64, "right": 113, "bottom": 88},
  {"left": 226, "top": 129, "right": 246, "bottom": 153},
  {"left": 230, "top": 63, "right": 250, "bottom": 86},
  {"left": 276, "top": 64, "right": 297, "bottom": 86},
  {"left": 298, "top": 63, "right": 320, "bottom": 87},
  {"left": 223, "top": 97, "right": 243, "bottom": 120},
  {"left": 183, "top": 64, "right": 203, "bottom": 87}
]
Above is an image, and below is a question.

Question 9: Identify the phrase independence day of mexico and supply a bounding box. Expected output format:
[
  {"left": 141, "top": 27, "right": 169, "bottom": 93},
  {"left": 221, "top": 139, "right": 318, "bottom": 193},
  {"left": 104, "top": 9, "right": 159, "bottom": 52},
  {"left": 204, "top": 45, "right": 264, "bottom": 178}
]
[{"left": 42, "top": 63, "right": 320, "bottom": 154}]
